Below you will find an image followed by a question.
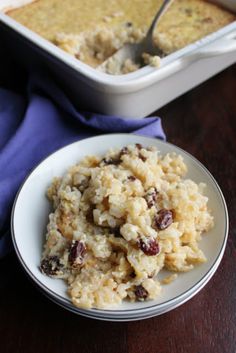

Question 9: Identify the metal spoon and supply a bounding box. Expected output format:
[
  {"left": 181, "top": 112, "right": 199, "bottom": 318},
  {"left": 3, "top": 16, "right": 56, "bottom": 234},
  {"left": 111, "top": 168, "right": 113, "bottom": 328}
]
[{"left": 98, "top": 0, "right": 174, "bottom": 73}]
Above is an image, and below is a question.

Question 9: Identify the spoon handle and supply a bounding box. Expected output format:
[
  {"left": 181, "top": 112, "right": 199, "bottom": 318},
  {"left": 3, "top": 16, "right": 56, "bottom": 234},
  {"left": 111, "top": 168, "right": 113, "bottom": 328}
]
[{"left": 146, "top": 0, "right": 174, "bottom": 39}]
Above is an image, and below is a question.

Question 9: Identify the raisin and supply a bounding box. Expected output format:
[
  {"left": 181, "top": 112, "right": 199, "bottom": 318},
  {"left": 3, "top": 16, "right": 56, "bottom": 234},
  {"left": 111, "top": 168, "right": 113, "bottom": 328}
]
[
  {"left": 113, "top": 227, "right": 121, "bottom": 237},
  {"left": 135, "top": 143, "right": 143, "bottom": 150},
  {"left": 128, "top": 175, "right": 136, "bottom": 181},
  {"left": 130, "top": 271, "right": 136, "bottom": 278},
  {"left": 135, "top": 285, "right": 148, "bottom": 300},
  {"left": 102, "top": 196, "right": 109, "bottom": 210},
  {"left": 40, "top": 256, "right": 63, "bottom": 277},
  {"left": 101, "top": 157, "right": 120, "bottom": 165},
  {"left": 101, "top": 147, "right": 130, "bottom": 165},
  {"left": 86, "top": 206, "right": 95, "bottom": 223},
  {"left": 139, "top": 153, "right": 147, "bottom": 162},
  {"left": 154, "top": 209, "right": 173, "bottom": 230},
  {"left": 202, "top": 17, "right": 213, "bottom": 23},
  {"left": 138, "top": 238, "right": 160, "bottom": 256},
  {"left": 69, "top": 240, "right": 86, "bottom": 266},
  {"left": 144, "top": 188, "right": 159, "bottom": 208},
  {"left": 120, "top": 147, "right": 129, "bottom": 156}
]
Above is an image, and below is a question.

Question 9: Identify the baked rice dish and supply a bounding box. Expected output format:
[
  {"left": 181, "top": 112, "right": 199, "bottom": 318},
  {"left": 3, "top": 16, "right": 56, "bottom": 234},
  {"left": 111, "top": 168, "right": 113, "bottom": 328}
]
[
  {"left": 40, "top": 144, "right": 214, "bottom": 309},
  {"left": 7, "top": 0, "right": 236, "bottom": 73}
]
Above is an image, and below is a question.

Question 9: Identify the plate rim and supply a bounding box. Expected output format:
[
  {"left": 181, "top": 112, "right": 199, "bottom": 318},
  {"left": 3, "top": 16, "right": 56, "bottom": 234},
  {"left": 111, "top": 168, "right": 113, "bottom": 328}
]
[
  {"left": 11, "top": 133, "right": 229, "bottom": 314},
  {"left": 33, "top": 245, "right": 226, "bottom": 321}
]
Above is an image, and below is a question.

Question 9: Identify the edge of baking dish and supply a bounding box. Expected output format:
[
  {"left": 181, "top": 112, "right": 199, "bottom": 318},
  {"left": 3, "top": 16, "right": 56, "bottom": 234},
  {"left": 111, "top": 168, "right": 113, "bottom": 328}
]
[{"left": 0, "top": 0, "right": 236, "bottom": 94}]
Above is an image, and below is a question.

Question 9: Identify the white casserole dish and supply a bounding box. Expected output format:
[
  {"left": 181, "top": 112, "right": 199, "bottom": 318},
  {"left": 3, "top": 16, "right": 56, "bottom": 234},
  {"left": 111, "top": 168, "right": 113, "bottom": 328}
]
[{"left": 0, "top": 0, "right": 236, "bottom": 118}]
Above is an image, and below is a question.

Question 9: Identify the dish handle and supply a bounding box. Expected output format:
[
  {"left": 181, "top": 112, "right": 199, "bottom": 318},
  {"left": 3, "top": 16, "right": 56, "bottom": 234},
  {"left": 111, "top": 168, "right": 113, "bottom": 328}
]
[
  {"left": 180, "top": 34, "right": 236, "bottom": 66},
  {"left": 139, "top": 33, "right": 236, "bottom": 89}
]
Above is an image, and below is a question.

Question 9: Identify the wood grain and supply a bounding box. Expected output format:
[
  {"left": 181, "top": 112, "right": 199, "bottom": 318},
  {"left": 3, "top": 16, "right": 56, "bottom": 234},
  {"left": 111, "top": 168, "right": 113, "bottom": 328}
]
[{"left": 0, "top": 65, "right": 235, "bottom": 353}]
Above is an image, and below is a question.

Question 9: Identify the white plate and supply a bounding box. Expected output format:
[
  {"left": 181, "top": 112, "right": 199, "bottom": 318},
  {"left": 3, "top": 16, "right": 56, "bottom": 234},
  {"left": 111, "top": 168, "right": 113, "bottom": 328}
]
[
  {"left": 45, "top": 242, "right": 225, "bottom": 321},
  {"left": 11, "top": 134, "right": 228, "bottom": 319},
  {"left": 44, "top": 255, "right": 224, "bottom": 321}
]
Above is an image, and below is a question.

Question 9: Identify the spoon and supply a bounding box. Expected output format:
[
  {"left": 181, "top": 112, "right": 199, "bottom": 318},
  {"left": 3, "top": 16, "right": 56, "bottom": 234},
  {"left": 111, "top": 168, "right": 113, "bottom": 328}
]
[{"left": 98, "top": 0, "right": 174, "bottom": 73}]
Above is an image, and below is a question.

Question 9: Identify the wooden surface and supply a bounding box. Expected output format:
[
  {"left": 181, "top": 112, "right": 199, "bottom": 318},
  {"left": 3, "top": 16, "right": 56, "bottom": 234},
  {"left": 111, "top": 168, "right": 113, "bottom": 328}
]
[{"left": 1, "top": 65, "right": 236, "bottom": 353}]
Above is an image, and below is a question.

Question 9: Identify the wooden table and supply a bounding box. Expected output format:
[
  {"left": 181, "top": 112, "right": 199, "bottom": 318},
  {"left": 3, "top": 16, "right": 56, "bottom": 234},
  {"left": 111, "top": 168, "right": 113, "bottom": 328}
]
[{"left": 1, "top": 65, "right": 235, "bottom": 353}]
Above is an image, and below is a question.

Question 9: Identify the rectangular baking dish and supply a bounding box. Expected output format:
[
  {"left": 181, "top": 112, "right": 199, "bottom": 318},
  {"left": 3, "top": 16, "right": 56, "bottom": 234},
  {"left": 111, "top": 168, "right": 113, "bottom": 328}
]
[{"left": 0, "top": 0, "right": 236, "bottom": 118}]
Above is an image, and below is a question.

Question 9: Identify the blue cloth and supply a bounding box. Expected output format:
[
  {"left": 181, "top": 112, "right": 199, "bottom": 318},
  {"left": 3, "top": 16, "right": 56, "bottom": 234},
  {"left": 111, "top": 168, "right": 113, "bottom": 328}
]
[{"left": 0, "top": 73, "right": 165, "bottom": 257}]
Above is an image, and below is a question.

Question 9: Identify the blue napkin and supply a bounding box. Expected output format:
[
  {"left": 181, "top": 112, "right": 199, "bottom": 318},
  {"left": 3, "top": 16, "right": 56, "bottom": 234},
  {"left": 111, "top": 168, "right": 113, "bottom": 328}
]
[{"left": 0, "top": 73, "right": 166, "bottom": 258}]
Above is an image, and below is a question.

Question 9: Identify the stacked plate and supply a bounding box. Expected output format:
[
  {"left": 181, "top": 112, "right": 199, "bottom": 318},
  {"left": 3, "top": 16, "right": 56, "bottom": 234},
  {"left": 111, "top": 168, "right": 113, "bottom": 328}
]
[{"left": 11, "top": 134, "right": 228, "bottom": 321}]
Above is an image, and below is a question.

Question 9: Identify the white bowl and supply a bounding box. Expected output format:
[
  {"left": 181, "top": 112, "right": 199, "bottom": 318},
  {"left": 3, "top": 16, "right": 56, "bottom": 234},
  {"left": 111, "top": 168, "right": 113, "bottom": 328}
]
[
  {"left": 44, "top": 255, "right": 224, "bottom": 321},
  {"left": 11, "top": 134, "right": 228, "bottom": 320}
]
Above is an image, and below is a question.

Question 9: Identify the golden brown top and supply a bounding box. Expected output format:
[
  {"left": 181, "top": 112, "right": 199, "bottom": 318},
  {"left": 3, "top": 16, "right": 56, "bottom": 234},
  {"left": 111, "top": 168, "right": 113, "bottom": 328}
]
[
  {"left": 8, "top": 0, "right": 235, "bottom": 41},
  {"left": 7, "top": 0, "right": 236, "bottom": 69}
]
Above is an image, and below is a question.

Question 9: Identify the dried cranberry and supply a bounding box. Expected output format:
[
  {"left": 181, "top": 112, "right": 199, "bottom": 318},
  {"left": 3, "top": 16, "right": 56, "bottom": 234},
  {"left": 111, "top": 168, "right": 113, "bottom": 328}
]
[
  {"left": 135, "top": 285, "right": 148, "bottom": 300},
  {"left": 154, "top": 209, "right": 173, "bottom": 230},
  {"left": 138, "top": 238, "right": 160, "bottom": 256},
  {"left": 40, "top": 256, "right": 63, "bottom": 277},
  {"left": 144, "top": 188, "right": 159, "bottom": 208},
  {"left": 128, "top": 175, "right": 136, "bottom": 181},
  {"left": 69, "top": 241, "right": 86, "bottom": 266}
]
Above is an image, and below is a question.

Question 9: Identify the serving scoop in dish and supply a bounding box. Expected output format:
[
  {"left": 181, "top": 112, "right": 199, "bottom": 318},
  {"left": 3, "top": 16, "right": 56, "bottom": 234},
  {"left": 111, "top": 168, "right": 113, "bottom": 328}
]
[{"left": 98, "top": 0, "right": 174, "bottom": 73}]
